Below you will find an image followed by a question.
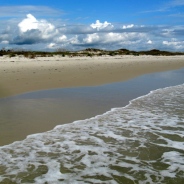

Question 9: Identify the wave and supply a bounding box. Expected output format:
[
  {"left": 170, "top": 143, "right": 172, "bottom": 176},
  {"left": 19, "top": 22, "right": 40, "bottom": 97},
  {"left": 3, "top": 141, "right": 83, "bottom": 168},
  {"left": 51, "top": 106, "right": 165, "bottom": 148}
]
[{"left": 0, "top": 84, "right": 184, "bottom": 183}]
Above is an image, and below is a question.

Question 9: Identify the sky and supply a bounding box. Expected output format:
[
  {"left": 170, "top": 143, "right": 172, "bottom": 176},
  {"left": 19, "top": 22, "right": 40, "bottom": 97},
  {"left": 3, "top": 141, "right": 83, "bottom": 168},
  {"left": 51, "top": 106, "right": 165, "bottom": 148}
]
[{"left": 0, "top": 0, "right": 184, "bottom": 51}]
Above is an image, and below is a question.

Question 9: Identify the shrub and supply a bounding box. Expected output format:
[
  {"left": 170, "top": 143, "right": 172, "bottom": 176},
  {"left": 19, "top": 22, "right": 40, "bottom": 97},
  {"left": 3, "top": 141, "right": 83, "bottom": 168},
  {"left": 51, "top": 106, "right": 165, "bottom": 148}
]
[
  {"left": 29, "top": 54, "right": 36, "bottom": 59},
  {"left": 87, "top": 53, "right": 93, "bottom": 57},
  {"left": 9, "top": 53, "right": 16, "bottom": 58},
  {"left": 23, "top": 53, "right": 36, "bottom": 59}
]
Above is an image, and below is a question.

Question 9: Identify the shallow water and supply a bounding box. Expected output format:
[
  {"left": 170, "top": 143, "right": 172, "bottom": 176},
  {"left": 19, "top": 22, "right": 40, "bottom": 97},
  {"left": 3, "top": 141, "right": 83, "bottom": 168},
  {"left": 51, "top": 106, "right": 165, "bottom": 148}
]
[
  {"left": 1, "top": 68, "right": 184, "bottom": 146},
  {"left": 0, "top": 83, "right": 184, "bottom": 183}
]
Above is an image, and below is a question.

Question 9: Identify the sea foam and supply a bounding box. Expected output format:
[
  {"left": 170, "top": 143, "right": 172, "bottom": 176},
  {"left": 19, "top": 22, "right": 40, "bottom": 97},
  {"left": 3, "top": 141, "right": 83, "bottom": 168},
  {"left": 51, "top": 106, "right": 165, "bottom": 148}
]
[{"left": 0, "top": 84, "right": 184, "bottom": 183}]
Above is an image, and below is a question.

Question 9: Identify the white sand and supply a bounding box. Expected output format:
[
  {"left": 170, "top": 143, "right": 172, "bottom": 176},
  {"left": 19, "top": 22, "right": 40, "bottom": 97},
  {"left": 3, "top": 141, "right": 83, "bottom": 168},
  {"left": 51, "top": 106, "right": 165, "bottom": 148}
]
[{"left": 0, "top": 55, "right": 184, "bottom": 98}]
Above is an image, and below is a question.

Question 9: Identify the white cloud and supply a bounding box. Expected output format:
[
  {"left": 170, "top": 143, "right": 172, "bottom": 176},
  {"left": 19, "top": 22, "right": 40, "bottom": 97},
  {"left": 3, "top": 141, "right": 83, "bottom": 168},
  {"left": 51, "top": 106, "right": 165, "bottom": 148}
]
[
  {"left": 73, "top": 31, "right": 147, "bottom": 51},
  {"left": 163, "top": 40, "right": 184, "bottom": 49},
  {"left": 1, "top": 15, "right": 184, "bottom": 51},
  {"left": 58, "top": 35, "right": 67, "bottom": 42},
  {"left": 122, "top": 24, "right": 134, "bottom": 29},
  {"left": 83, "top": 33, "right": 100, "bottom": 44},
  {"left": 18, "top": 14, "right": 57, "bottom": 39},
  {"left": 103, "top": 32, "right": 125, "bottom": 43},
  {"left": 6, "top": 13, "right": 61, "bottom": 46},
  {"left": 147, "top": 40, "right": 152, "bottom": 44},
  {"left": 1, "top": 40, "right": 9, "bottom": 44},
  {"left": 18, "top": 14, "right": 39, "bottom": 32},
  {"left": 90, "top": 20, "right": 113, "bottom": 30},
  {"left": 103, "top": 32, "right": 146, "bottom": 44},
  {"left": 47, "top": 43, "right": 56, "bottom": 49}
]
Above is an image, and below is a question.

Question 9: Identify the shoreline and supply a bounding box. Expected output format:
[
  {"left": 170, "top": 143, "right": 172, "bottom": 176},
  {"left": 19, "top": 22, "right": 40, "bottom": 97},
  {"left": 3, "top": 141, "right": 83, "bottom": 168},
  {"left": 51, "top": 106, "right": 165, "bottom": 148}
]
[
  {"left": 0, "top": 51, "right": 184, "bottom": 182},
  {"left": 1, "top": 55, "right": 184, "bottom": 98},
  {"left": 0, "top": 55, "right": 184, "bottom": 146},
  {"left": 0, "top": 67, "right": 184, "bottom": 146}
]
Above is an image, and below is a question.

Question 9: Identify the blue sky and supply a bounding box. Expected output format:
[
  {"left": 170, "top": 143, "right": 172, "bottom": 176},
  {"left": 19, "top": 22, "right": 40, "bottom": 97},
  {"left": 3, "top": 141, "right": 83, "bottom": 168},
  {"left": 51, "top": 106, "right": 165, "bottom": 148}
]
[{"left": 0, "top": 0, "right": 184, "bottom": 51}]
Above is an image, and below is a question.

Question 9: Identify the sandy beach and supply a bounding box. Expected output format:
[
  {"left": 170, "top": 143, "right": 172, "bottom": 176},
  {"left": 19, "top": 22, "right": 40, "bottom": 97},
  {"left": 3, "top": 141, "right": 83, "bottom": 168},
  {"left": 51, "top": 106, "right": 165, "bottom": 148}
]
[
  {"left": 1, "top": 55, "right": 184, "bottom": 98},
  {"left": 0, "top": 55, "right": 184, "bottom": 146},
  {"left": 0, "top": 55, "right": 184, "bottom": 183}
]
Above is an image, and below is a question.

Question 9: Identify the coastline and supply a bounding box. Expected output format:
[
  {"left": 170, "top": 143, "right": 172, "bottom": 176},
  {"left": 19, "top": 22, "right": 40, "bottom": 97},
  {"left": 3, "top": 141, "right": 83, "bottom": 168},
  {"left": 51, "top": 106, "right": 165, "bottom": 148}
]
[
  {"left": 0, "top": 55, "right": 184, "bottom": 98},
  {"left": 0, "top": 75, "right": 184, "bottom": 183},
  {"left": 0, "top": 66, "right": 184, "bottom": 146},
  {"left": 0, "top": 55, "right": 184, "bottom": 146}
]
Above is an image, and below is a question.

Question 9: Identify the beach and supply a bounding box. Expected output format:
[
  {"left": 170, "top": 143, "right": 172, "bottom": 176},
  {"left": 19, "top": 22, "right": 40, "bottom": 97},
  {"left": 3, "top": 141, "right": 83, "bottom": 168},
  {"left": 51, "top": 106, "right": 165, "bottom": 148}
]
[
  {"left": 0, "top": 55, "right": 184, "bottom": 183},
  {"left": 0, "top": 55, "right": 184, "bottom": 146},
  {"left": 0, "top": 55, "right": 184, "bottom": 98}
]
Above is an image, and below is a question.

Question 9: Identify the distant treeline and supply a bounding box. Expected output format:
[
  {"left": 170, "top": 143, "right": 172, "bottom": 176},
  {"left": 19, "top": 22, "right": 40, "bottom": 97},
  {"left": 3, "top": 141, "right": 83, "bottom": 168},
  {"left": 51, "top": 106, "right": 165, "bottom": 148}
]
[{"left": 0, "top": 48, "right": 183, "bottom": 58}]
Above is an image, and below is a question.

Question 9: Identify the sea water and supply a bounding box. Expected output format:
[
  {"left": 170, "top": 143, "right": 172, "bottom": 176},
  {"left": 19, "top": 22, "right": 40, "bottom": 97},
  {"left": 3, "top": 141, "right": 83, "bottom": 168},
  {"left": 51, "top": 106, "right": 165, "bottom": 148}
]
[{"left": 0, "top": 83, "right": 184, "bottom": 184}]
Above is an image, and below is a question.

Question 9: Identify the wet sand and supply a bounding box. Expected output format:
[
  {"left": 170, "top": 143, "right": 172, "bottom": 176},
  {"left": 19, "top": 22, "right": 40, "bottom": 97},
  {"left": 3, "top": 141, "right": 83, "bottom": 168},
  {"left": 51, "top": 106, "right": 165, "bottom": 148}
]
[{"left": 0, "top": 55, "right": 184, "bottom": 146}]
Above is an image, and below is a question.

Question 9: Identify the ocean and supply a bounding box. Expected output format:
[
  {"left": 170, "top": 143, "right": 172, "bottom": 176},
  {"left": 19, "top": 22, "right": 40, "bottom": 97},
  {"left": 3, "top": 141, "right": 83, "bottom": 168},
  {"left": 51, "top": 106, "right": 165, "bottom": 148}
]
[{"left": 0, "top": 69, "right": 184, "bottom": 183}]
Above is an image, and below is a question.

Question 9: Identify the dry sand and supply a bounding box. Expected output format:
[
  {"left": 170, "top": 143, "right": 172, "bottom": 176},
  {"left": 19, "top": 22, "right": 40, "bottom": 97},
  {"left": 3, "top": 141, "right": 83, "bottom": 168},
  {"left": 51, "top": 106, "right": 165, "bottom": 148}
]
[{"left": 1, "top": 55, "right": 184, "bottom": 98}]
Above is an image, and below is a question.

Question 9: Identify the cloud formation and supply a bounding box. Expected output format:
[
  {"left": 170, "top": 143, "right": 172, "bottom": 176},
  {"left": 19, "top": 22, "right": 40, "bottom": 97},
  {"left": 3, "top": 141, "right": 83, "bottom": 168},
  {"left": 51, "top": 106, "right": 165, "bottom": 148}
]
[
  {"left": 122, "top": 24, "right": 134, "bottom": 29},
  {"left": 18, "top": 14, "right": 41, "bottom": 32},
  {"left": 163, "top": 39, "right": 184, "bottom": 49},
  {"left": 90, "top": 20, "right": 113, "bottom": 31},
  {"left": 0, "top": 13, "right": 184, "bottom": 51},
  {"left": 9, "top": 14, "right": 59, "bottom": 45},
  {"left": 18, "top": 14, "right": 57, "bottom": 39}
]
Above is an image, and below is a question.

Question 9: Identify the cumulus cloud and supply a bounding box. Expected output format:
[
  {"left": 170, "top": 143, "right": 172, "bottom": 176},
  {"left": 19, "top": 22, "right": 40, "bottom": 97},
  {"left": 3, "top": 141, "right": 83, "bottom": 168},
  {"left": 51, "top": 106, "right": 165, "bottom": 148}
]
[
  {"left": 83, "top": 33, "right": 100, "bottom": 44},
  {"left": 1, "top": 40, "right": 9, "bottom": 44},
  {"left": 0, "top": 14, "right": 184, "bottom": 51},
  {"left": 57, "top": 35, "right": 67, "bottom": 42},
  {"left": 18, "top": 14, "right": 40, "bottom": 32},
  {"left": 47, "top": 43, "right": 56, "bottom": 49},
  {"left": 90, "top": 20, "right": 113, "bottom": 30},
  {"left": 71, "top": 31, "right": 148, "bottom": 51},
  {"left": 163, "top": 39, "right": 184, "bottom": 49},
  {"left": 122, "top": 24, "right": 134, "bottom": 29},
  {"left": 18, "top": 14, "right": 57, "bottom": 39},
  {"left": 12, "top": 30, "right": 42, "bottom": 45},
  {"left": 7, "top": 14, "right": 60, "bottom": 46},
  {"left": 147, "top": 40, "right": 153, "bottom": 44}
]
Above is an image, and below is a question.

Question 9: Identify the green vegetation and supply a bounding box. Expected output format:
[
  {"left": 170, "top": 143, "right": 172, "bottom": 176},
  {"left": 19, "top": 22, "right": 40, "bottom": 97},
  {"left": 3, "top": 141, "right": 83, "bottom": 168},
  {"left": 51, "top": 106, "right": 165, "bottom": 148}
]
[{"left": 0, "top": 48, "right": 183, "bottom": 58}]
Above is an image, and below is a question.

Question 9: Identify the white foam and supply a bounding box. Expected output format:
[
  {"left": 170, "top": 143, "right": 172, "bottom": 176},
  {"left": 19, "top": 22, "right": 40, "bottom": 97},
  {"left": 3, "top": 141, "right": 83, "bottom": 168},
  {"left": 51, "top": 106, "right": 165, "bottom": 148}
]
[
  {"left": 0, "top": 83, "right": 184, "bottom": 183},
  {"left": 35, "top": 160, "right": 63, "bottom": 183},
  {"left": 161, "top": 151, "right": 184, "bottom": 178}
]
